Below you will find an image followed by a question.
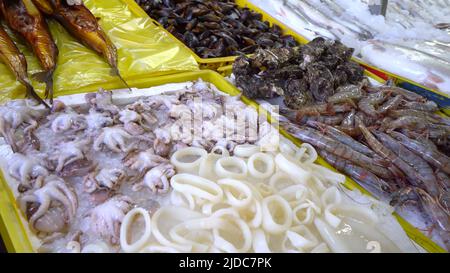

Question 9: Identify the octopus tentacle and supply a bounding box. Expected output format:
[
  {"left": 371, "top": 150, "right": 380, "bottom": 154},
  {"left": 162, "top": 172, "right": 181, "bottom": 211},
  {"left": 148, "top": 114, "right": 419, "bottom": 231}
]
[
  {"left": 94, "top": 127, "right": 134, "bottom": 153},
  {"left": 23, "top": 119, "right": 38, "bottom": 134},
  {"left": 56, "top": 183, "right": 78, "bottom": 218},
  {"left": 18, "top": 195, "right": 38, "bottom": 213},
  {"left": 29, "top": 197, "right": 52, "bottom": 231},
  {"left": 19, "top": 176, "right": 78, "bottom": 234},
  {"left": 93, "top": 133, "right": 105, "bottom": 151},
  {"left": 40, "top": 187, "right": 72, "bottom": 219}
]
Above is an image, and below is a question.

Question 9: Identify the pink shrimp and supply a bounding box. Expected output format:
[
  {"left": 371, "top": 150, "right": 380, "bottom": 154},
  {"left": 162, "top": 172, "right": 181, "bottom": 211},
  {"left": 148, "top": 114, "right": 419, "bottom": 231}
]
[
  {"left": 307, "top": 120, "right": 376, "bottom": 157},
  {"left": 281, "top": 103, "right": 354, "bottom": 120},
  {"left": 401, "top": 100, "right": 438, "bottom": 112},
  {"left": 319, "top": 150, "right": 396, "bottom": 197},
  {"left": 358, "top": 122, "right": 433, "bottom": 190},
  {"left": 386, "top": 116, "right": 429, "bottom": 132},
  {"left": 388, "top": 109, "right": 440, "bottom": 123},
  {"left": 377, "top": 86, "right": 426, "bottom": 102},
  {"left": 358, "top": 91, "right": 385, "bottom": 117},
  {"left": 373, "top": 131, "right": 440, "bottom": 198},
  {"left": 296, "top": 114, "right": 344, "bottom": 126},
  {"left": 390, "top": 131, "right": 450, "bottom": 175},
  {"left": 377, "top": 95, "right": 403, "bottom": 115},
  {"left": 282, "top": 122, "right": 391, "bottom": 178},
  {"left": 415, "top": 188, "right": 450, "bottom": 251}
]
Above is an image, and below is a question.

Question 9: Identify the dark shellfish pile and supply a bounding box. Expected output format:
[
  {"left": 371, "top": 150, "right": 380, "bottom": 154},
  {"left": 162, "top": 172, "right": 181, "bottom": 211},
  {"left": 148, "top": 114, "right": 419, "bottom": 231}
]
[
  {"left": 232, "top": 37, "right": 365, "bottom": 109},
  {"left": 135, "top": 0, "right": 298, "bottom": 58}
]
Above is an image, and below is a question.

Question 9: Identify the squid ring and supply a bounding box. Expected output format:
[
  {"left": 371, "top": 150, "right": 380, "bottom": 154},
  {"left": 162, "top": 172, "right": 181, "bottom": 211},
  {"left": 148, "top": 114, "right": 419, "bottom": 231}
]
[
  {"left": 120, "top": 207, "right": 152, "bottom": 253},
  {"left": 171, "top": 147, "right": 207, "bottom": 174},
  {"left": 247, "top": 153, "right": 275, "bottom": 179},
  {"left": 215, "top": 157, "right": 247, "bottom": 179},
  {"left": 261, "top": 195, "right": 293, "bottom": 234},
  {"left": 218, "top": 178, "right": 253, "bottom": 208}
]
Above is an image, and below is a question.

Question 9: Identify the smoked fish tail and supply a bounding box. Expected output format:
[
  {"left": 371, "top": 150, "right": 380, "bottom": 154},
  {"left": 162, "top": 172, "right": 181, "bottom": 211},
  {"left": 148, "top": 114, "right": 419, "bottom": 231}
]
[
  {"left": 0, "top": 0, "right": 58, "bottom": 103},
  {"left": 33, "top": 67, "right": 55, "bottom": 103},
  {"left": 0, "top": 25, "right": 49, "bottom": 108},
  {"left": 24, "top": 79, "right": 50, "bottom": 108},
  {"left": 35, "top": 0, "right": 130, "bottom": 90}
]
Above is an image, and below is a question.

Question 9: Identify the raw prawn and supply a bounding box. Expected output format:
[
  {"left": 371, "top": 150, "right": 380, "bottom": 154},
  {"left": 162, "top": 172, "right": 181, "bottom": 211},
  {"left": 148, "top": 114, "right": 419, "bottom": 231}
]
[{"left": 389, "top": 131, "right": 450, "bottom": 175}]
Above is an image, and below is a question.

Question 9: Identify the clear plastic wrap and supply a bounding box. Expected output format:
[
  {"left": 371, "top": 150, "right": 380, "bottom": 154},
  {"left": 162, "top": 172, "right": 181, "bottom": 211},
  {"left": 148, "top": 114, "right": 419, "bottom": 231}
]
[{"left": 0, "top": 0, "right": 198, "bottom": 103}]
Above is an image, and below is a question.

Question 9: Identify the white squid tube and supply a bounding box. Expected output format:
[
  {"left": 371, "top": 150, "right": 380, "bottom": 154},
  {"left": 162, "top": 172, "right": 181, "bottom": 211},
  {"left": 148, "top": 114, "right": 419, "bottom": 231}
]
[
  {"left": 314, "top": 218, "right": 350, "bottom": 253},
  {"left": 252, "top": 228, "right": 272, "bottom": 253},
  {"left": 169, "top": 217, "right": 223, "bottom": 252},
  {"left": 215, "top": 157, "right": 248, "bottom": 179},
  {"left": 321, "top": 187, "right": 343, "bottom": 228},
  {"left": 234, "top": 144, "right": 260, "bottom": 158},
  {"left": 171, "top": 174, "right": 224, "bottom": 204},
  {"left": 275, "top": 154, "right": 311, "bottom": 184},
  {"left": 310, "top": 242, "right": 331, "bottom": 253},
  {"left": 283, "top": 225, "right": 320, "bottom": 252},
  {"left": 212, "top": 217, "right": 252, "bottom": 253},
  {"left": 150, "top": 207, "right": 204, "bottom": 252},
  {"left": 239, "top": 198, "right": 262, "bottom": 229}
]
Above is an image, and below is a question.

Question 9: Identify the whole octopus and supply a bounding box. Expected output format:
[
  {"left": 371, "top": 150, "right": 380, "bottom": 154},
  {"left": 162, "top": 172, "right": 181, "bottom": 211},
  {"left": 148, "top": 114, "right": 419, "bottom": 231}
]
[{"left": 0, "top": 80, "right": 266, "bottom": 252}]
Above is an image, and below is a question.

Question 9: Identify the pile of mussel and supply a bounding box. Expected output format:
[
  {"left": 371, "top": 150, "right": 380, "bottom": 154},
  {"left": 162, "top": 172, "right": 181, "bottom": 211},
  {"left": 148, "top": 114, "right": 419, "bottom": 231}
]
[
  {"left": 233, "top": 37, "right": 365, "bottom": 109},
  {"left": 135, "top": 0, "right": 298, "bottom": 58}
]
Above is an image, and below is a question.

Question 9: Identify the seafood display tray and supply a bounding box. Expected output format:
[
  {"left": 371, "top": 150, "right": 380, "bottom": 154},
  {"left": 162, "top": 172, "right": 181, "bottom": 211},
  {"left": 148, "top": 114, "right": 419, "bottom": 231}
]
[
  {"left": 126, "top": 0, "right": 309, "bottom": 70},
  {"left": 250, "top": 1, "right": 450, "bottom": 113},
  {"left": 126, "top": 0, "right": 450, "bottom": 113},
  {"left": 223, "top": 66, "right": 450, "bottom": 253},
  {"left": 0, "top": 70, "right": 445, "bottom": 253}
]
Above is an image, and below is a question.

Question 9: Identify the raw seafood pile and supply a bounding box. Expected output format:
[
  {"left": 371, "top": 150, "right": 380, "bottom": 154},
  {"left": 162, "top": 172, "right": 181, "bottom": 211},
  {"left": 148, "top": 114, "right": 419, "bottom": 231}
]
[
  {"left": 135, "top": 0, "right": 298, "bottom": 58},
  {"left": 0, "top": 0, "right": 126, "bottom": 105},
  {"left": 118, "top": 144, "right": 414, "bottom": 253},
  {"left": 0, "top": 81, "right": 273, "bottom": 252},
  {"left": 233, "top": 37, "right": 364, "bottom": 108},
  {"left": 249, "top": 0, "right": 450, "bottom": 95},
  {"left": 279, "top": 83, "right": 450, "bottom": 251},
  {"left": 0, "top": 81, "right": 418, "bottom": 253}
]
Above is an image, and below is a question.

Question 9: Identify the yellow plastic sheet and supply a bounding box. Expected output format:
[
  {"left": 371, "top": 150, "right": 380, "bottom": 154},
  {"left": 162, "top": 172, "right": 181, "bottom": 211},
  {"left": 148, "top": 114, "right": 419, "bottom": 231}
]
[{"left": 0, "top": 0, "right": 198, "bottom": 103}]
